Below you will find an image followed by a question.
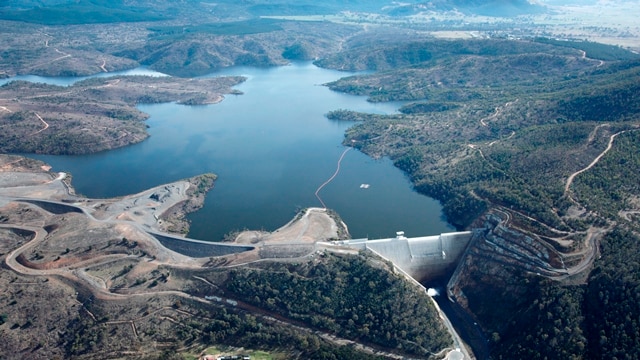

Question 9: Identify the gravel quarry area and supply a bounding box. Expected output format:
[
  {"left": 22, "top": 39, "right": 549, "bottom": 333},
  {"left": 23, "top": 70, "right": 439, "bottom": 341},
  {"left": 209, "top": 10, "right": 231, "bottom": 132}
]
[{"left": 0, "top": 154, "right": 346, "bottom": 271}]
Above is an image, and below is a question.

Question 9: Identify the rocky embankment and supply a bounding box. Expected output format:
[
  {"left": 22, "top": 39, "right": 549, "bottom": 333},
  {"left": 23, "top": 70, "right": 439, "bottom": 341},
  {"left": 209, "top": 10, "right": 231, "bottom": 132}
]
[
  {"left": 157, "top": 174, "right": 216, "bottom": 235},
  {"left": 448, "top": 212, "right": 588, "bottom": 306}
]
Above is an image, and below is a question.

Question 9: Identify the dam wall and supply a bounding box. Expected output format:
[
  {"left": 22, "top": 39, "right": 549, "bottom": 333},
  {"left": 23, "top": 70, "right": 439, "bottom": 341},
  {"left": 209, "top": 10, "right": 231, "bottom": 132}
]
[
  {"left": 340, "top": 231, "right": 473, "bottom": 282},
  {"left": 149, "top": 232, "right": 254, "bottom": 258}
]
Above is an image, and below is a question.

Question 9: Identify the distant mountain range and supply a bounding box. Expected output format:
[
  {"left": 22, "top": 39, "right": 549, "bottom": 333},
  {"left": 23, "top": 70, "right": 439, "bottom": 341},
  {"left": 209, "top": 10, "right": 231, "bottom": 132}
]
[
  {"left": 242, "top": 0, "right": 547, "bottom": 17},
  {"left": 387, "top": 0, "right": 547, "bottom": 17},
  {"left": 1, "top": 0, "right": 547, "bottom": 22}
]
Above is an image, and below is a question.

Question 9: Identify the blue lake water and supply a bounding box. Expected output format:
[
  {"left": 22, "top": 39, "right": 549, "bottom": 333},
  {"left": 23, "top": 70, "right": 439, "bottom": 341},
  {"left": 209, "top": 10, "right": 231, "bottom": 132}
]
[
  {"left": 0, "top": 67, "right": 167, "bottom": 87},
  {"left": 10, "top": 63, "right": 454, "bottom": 240}
]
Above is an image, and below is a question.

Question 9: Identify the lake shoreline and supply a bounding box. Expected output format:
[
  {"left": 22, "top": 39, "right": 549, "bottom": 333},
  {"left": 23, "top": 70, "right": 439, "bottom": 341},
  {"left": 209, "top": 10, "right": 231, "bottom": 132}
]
[{"left": 9, "top": 63, "right": 453, "bottom": 243}]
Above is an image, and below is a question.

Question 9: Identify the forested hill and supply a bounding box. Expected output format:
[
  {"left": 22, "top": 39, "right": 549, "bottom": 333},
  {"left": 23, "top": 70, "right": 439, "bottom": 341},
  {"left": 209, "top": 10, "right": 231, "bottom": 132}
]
[
  {"left": 223, "top": 253, "right": 453, "bottom": 357},
  {"left": 0, "top": 0, "right": 170, "bottom": 24},
  {"left": 317, "top": 37, "right": 638, "bottom": 73},
  {"left": 0, "top": 0, "right": 403, "bottom": 22},
  {"left": 1, "top": 0, "right": 546, "bottom": 23},
  {"left": 322, "top": 35, "right": 640, "bottom": 359},
  {"left": 324, "top": 38, "right": 640, "bottom": 229}
]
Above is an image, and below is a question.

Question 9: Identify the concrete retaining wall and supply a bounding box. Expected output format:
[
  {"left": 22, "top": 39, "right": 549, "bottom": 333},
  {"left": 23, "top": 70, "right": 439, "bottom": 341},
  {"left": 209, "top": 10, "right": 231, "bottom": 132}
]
[{"left": 341, "top": 231, "right": 473, "bottom": 282}]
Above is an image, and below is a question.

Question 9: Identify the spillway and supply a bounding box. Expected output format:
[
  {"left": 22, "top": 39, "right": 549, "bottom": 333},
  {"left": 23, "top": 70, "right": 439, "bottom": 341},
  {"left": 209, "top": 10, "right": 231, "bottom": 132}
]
[{"left": 338, "top": 231, "right": 473, "bottom": 282}]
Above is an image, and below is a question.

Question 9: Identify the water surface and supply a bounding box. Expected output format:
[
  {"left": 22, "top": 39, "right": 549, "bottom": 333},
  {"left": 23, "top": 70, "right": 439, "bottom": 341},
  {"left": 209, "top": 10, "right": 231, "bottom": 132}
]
[
  {"left": 16, "top": 63, "right": 454, "bottom": 240},
  {"left": 0, "top": 67, "right": 167, "bottom": 87}
]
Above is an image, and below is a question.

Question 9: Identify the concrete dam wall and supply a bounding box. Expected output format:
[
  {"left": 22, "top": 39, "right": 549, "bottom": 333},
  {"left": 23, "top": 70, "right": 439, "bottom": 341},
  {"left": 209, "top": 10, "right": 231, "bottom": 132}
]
[{"left": 339, "top": 231, "right": 473, "bottom": 282}]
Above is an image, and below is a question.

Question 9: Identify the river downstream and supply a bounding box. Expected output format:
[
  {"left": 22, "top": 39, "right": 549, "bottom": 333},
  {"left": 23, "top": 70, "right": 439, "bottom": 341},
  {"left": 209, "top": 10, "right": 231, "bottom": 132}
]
[{"left": 10, "top": 63, "right": 453, "bottom": 241}]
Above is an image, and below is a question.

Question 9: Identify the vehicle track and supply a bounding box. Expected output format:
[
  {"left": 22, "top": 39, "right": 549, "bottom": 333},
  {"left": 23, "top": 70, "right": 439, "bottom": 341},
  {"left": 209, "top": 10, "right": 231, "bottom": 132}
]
[{"left": 564, "top": 129, "right": 633, "bottom": 195}]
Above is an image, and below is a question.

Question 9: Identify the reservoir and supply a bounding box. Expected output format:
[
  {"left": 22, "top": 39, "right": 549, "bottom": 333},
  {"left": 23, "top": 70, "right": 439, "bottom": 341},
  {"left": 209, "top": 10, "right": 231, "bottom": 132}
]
[{"left": 9, "top": 63, "right": 454, "bottom": 240}]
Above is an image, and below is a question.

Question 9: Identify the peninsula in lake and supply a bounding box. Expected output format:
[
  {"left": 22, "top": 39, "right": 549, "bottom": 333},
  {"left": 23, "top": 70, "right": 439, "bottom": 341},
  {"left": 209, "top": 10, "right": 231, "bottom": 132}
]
[{"left": 0, "top": 75, "right": 244, "bottom": 154}]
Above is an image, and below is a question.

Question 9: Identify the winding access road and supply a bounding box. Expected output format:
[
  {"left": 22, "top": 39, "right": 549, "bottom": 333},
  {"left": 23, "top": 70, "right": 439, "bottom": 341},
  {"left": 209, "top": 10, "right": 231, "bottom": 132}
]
[{"left": 564, "top": 129, "right": 631, "bottom": 195}]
